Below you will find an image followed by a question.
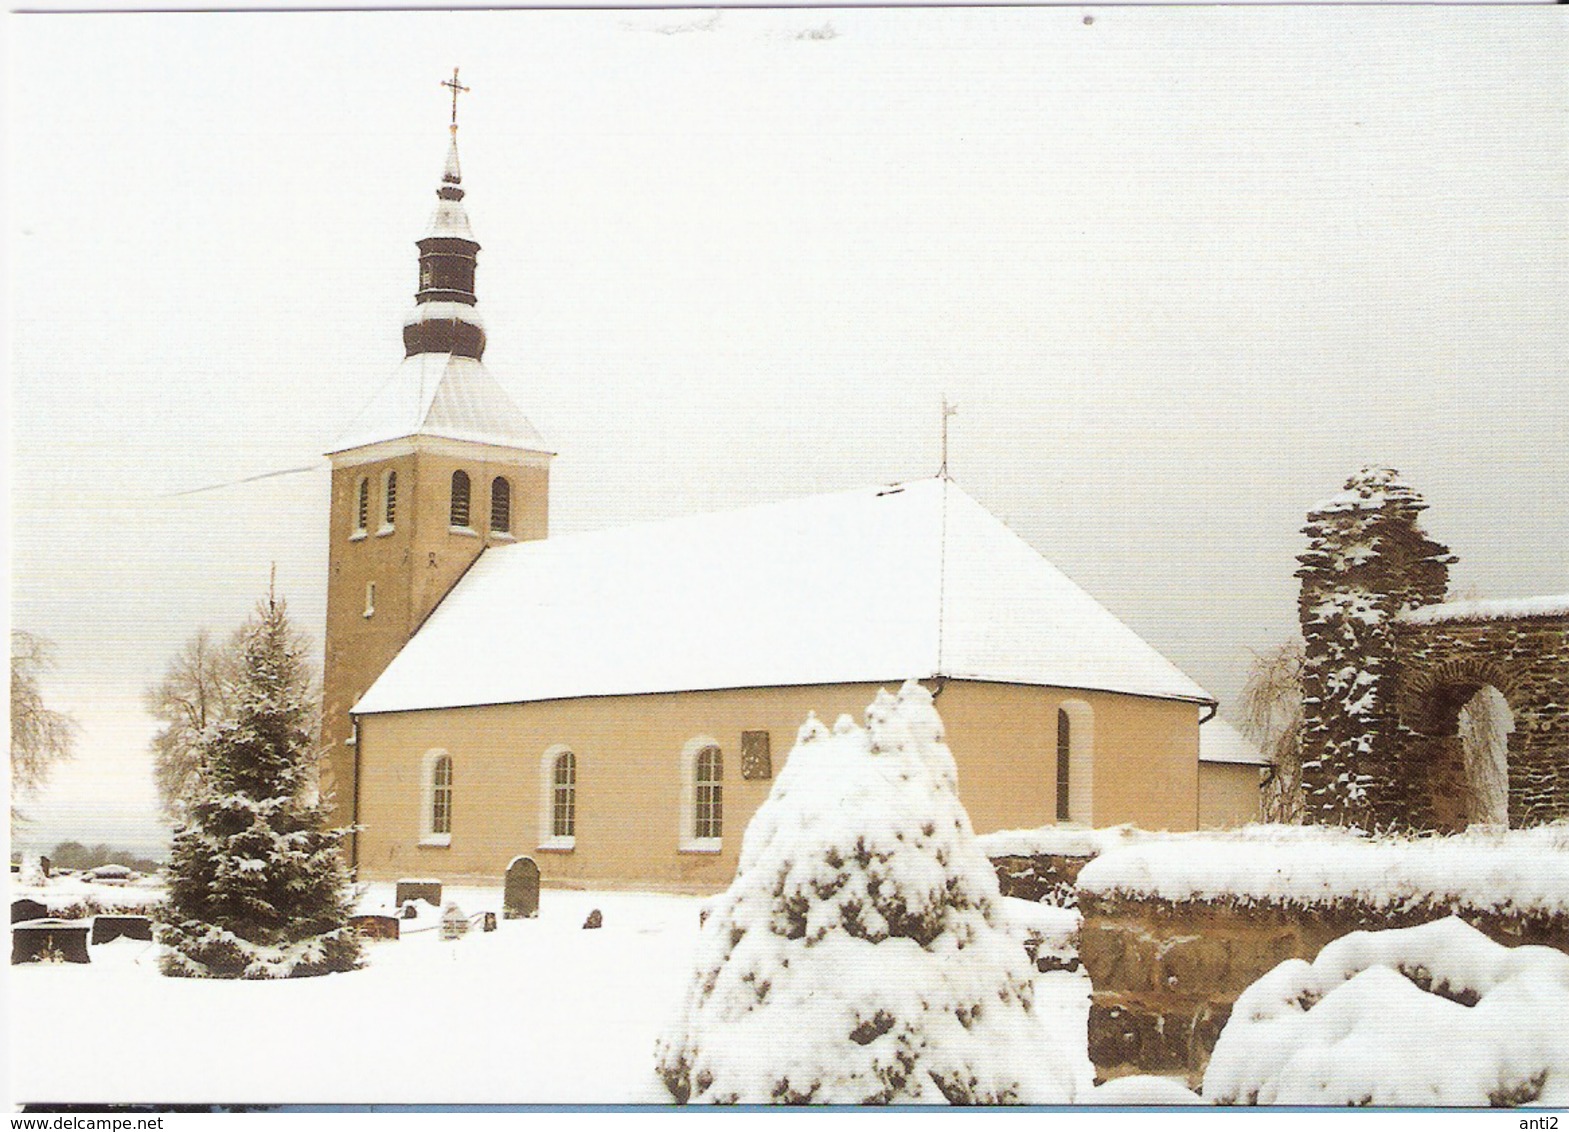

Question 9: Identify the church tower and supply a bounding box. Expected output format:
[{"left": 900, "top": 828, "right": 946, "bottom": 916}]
[{"left": 321, "top": 78, "right": 552, "bottom": 862}]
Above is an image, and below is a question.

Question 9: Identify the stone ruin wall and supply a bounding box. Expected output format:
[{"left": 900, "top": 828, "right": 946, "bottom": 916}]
[
  {"left": 1395, "top": 611, "right": 1569, "bottom": 829},
  {"left": 1078, "top": 891, "right": 1569, "bottom": 1089},
  {"left": 1297, "top": 467, "right": 1569, "bottom": 831}
]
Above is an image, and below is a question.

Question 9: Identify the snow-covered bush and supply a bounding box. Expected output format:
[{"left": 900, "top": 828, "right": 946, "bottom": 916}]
[
  {"left": 159, "top": 594, "right": 361, "bottom": 979},
  {"left": 1204, "top": 917, "right": 1569, "bottom": 1106},
  {"left": 1091, "top": 1076, "right": 1204, "bottom": 1105},
  {"left": 655, "top": 681, "right": 1076, "bottom": 1105}
]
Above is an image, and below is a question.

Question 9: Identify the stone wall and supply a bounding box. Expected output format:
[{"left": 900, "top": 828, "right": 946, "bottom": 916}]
[
  {"left": 1296, "top": 467, "right": 1569, "bottom": 832},
  {"left": 989, "top": 853, "right": 1094, "bottom": 907},
  {"left": 1394, "top": 610, "right": 1569, "bottom": 827},
  {"left": 1080, "top": 892, "right": 1569, "bottom": 1089}
]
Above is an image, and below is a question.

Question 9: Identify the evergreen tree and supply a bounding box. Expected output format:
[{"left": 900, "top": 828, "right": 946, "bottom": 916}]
[
  {"left": 656, "top": 682, "right": 1075, "bottom": 1104},
  {"left": 159, "top": 590, "right": 361, "bottom": 979}
]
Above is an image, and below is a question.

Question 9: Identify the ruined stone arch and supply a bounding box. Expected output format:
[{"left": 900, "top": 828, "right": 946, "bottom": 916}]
[{"left": 1394, "top": 653, "right": 1521, "bottom": 738}]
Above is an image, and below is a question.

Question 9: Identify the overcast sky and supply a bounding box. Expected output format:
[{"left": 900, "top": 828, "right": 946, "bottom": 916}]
[{"left": 9, "top": 7, "right": 1567, "bottom": 854}]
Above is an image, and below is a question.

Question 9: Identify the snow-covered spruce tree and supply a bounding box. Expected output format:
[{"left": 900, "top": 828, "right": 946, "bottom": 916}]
[
  {"left": 1295, "top": 467, "right": 1452, "bottom": 830},
  {"left": 656, "top": 680, "right": 1075, "bottom": 1105},
  {"left": 159, "top": 592, "right": 361, "bottom": 979}
]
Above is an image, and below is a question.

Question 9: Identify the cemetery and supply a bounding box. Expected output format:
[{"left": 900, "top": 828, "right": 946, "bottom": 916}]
[{"left": 8, "top": 681, "right": 1567, "bottom": 1106}]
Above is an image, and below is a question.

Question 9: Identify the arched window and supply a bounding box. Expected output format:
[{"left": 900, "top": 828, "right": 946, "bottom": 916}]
[
  {"left": 421, "top": 750, "right": 453, "bottom": 846},
  {"left": 679, "top": 738, "right": 724, "bottom": 851},
  {"left": 450, "top": 470, "right": 471, "bottom": 528},
  {"left": 432, "top": 755, "right": 452, "bottom": 834},
  {"left": 1056, "top": 709, "right": 1072, "bottom": 821},
  {"left": 491, "top": 476, "right": 511, "bottom": 534},
  {"left": 695, "top": 746, "right": 723, "bottom": 840},
  {"left": 383, "top": 470, "right": 398, "bottom": 529},
  {"left": 552, "top": 751, "right": 576, "bottom": 838},
  {"left": 538, "top": 745, "right": 578, "bottom": 850},
  {"left": 1056, "top": 700, "right": 1095, "bottom": 825},
  {"left": 354, "top": 477, "right": 369, "bottom": 535}
]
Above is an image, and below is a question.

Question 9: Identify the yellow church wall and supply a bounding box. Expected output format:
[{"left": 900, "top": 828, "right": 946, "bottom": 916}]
[
  {"left": 1084, "top": 693, "right": 1202, "bottom": 830},
  {"left": 1198, "top": 762, "right": 1264, "bottom": 828},
  {"left": 353, "top": 679, "right": 1205, "bottom": 892}
]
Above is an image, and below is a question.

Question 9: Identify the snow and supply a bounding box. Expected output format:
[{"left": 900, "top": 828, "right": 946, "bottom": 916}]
[
  {"left": 1308, "top": 465, "right": 1428, "bottom": 516},
  {"left": 327, "top": 351, "right": 550, "bottom": 455},
  {"left": 1090, "top": 1076, "right": 1204, "bottom": 1105},
  {"left": 7, "top": 876, "right": 1099, "bottom": 1105},
  {"left": 1203, "top": 917, "right": 1569, "bottom": 1105},
  {"left": 655, "top": 682, "right": 1080, "bottom": 1103},
  {"left": 1077, "top": 822, "right": 1569, "bottom": 916},
  {"left": 977, "top": 823, "right": 1153, "bottom": 861},
  {"left": 11, "top": 873, "right": 165, "bottom": 914},
  {"left": 8, "top": 887, "right": 702, "bottom": 1104},
  {"left": 1000, "top": 897, "right": 1082, "bottom": 969},
  {"left": 355, "top": 477, "right": 1214, "bottom": 715},
  {"left": 403, "top": 300, "right": 483, "bottom": 330},
  {"left": 1398, "top": 593, "right": 1569, "bottom": 625},
  {"left": 425, "top": 199, "right": 474, "bottom": 242},
  {"left": 1199, "top": 719, "right": 1272, "bottom": 766}
]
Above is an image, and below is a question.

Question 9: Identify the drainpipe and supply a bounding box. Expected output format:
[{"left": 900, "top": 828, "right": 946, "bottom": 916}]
[{"left": 350, "top": 714, "right": 362, "bottom": 875}]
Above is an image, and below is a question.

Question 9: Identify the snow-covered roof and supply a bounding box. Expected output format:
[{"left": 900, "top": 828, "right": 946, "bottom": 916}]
[
  {"left": 327, "top": 352, "right": 549, "bottom": 455},
  {"left": 426, "top": 194, "right": 474, "bottom": 242},
  {"left": 1397, "top": 594, "right": 1569, "bottom": 626},
  {"left": 1199, "top": 719, "right": 1272, "bottom": 766},
  {"left": 354, "top": 478, "right": 1214, "bottom": 715}
]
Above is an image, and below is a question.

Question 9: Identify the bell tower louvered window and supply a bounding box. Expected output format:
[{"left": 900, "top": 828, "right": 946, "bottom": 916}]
[
  {"left": 450, "top": 470, "right": 471, "bottom": 528},
  {"left": 491, "top": 477, "right": 511, "bottom": 534}
]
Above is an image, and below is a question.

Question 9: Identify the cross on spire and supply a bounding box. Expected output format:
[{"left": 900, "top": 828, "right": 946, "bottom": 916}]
[{"left": 441, "top": 67, "right": 470, "bottom": 129}]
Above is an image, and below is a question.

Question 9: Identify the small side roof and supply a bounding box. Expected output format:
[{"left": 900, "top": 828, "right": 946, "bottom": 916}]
[
  {"left": 1200, "top": 719, "right": 1273, "bottom": 766},
  {"left": 327, "top": 352, "right": 550, "bottom": 455},
  {"left": 355, "top": 478, "right": 1214, "bottom": 715}
]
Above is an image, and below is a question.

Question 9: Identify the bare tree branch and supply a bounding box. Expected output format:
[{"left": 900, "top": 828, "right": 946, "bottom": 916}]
[
  {"left": 1238, "top": 638, "right": 1305, "bottom": 824},
  {"left": 11, "top": 630, "right": 78, "bottom": 798}
]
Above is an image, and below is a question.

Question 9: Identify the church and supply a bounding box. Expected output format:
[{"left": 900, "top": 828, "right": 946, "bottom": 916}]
[{"left": 319, "top": 108, "right": 1263, "bottom": 891}]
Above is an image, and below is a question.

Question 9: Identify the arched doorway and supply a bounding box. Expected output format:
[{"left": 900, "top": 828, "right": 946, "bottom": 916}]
[
  {"left": 1398, "top": 669, "right": 1516, "bottom": 833},
  {"left": 1457, "top": 685, "right": 1511, "bottom": 828}
]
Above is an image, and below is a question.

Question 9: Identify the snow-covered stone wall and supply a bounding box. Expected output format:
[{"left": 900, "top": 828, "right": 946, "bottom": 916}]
[{"left": 1076, "top": 824, "right": 1569, "bottom": 1088}]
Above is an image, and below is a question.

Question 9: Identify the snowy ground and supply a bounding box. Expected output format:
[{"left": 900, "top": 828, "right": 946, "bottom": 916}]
[{"left": 8, "top": 881, "right": 1095, "bottom": 1106}]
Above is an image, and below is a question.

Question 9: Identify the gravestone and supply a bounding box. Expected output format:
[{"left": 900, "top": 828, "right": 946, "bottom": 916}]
[
  {"left": 481, "top": 912, "right": 496, "bottom": 933},
  {"left": 12, "top": 919, "right": 91, "bottom": 964},
  {"left": 583, "top": 909, "right": 603, "bottom": 930},
  {"left": 401, "top": 901, "right": 420, "bottom": 920},
  {"left": 350, "top": 914, "right": 401, "bottom": 941},
  {"left": 40, "top": 855, "right": 51, "bottom": 878},
  {"left": 441, "top": 903, "right": 469, "bottom": 941},
  {"left": 11, "top": 898, "right": 47, "bottom": 924},
  {"left": 395, "top": 879, "right": 442, "bottom": 908},
  {"left": 503, "top": 856, "right": 540, "bottom": 920},
  {"left": 90, "top": 915, "right": 153, "bottom": 945}
]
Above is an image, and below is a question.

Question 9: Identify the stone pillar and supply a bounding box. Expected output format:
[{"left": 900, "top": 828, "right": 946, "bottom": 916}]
[{"left": 1296, "top": 467, "right": 1451, "bottom": 829}]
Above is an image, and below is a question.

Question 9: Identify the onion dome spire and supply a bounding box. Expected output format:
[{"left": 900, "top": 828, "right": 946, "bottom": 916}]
[{"left": 404, "top": 68, "right": 485, "bottom": 360}]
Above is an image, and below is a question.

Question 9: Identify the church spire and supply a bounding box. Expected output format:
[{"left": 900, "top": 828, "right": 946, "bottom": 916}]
[{"left": 404, "top": 69, "right": 484, "bottom": 360}]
